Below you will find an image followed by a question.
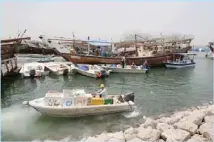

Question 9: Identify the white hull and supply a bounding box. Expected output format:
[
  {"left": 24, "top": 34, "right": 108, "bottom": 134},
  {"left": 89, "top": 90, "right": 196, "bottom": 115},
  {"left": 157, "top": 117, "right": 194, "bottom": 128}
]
[
  {"left": 165, "top": 63, "right": 195, "bottom": 69},
  {"left": 28, "top": 98, "right": 134, "bottom": 117},
  {"left": 73, "top": 68, "right": 97, "bottom": 78},
  {"left": 19, "top": 62, "right": 50, "bottom": 77},
  {"left": 103, "top": 66, "right": 148, "bottom": 73}
]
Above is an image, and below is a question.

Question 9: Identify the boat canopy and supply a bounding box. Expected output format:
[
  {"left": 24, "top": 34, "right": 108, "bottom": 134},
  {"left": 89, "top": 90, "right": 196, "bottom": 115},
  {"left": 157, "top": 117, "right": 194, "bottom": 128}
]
[{"left": 88, "top": 41, "right": 111, "bottom": 46}]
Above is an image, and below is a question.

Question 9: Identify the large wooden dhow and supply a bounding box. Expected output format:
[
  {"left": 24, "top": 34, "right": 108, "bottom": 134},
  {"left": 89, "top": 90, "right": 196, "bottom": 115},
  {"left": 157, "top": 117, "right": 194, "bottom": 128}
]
[{"left": 40, "top": 34, "right": 194, "bottom": 67}]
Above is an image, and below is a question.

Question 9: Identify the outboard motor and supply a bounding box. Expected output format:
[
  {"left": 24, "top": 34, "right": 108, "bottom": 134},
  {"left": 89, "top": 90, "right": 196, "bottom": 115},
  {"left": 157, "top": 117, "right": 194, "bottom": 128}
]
[
  {"left": 123, "top": 92, "right": 135, "bottom": 102},
  {"left": 63, "top": 69, "right": 69, "bottom": 76},
  {"left": 29, "top": 69, "right": 36, "bottom": 78}
]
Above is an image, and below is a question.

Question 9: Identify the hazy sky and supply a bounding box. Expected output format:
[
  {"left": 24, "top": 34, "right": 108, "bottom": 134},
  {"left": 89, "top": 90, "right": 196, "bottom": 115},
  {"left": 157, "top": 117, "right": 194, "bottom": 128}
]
[{"left": 1, "top": 1, "right": 213, "bottom": 45}]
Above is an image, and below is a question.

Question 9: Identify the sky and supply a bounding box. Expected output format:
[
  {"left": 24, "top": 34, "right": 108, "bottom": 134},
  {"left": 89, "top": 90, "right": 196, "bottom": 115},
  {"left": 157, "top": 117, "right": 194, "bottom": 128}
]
[{"left": 0, "top": 1, "right": 213, "bottom": 45}]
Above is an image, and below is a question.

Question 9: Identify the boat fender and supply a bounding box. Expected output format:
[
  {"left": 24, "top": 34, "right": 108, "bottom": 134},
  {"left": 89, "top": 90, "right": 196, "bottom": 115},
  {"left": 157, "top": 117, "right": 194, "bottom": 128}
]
[
  {"left": 124, "top": 92, "right": 135, "bottom": 102},
  {"left": 97, "top": 72, "right": 101, "bottom": 78},
  {"left": 66, "top": 100, "right": 72, "bottom": 106}
]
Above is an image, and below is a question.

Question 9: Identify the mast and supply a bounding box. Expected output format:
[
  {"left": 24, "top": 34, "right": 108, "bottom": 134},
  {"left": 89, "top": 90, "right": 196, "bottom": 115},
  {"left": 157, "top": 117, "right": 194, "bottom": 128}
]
[
  {"left": 72, "top": 32, "right": 75, "bottom": 51},
  {"left": 87, "top": 36, "right": 90, "bottom": 55},
  {"left": 134, "top": 34, "right": 137, "bottom": 56}
]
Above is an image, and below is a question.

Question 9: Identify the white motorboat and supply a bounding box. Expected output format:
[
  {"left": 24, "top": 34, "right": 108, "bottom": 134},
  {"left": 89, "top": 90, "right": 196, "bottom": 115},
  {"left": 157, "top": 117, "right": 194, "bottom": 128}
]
[
  {"left": 102, "top": 64, "right": 149, "bottom": 73},
  {"left": 72, "top": 64, "right": 111, "bottom": 78},
  {"left": 22, "top": 89, "right": 135, "bottom": 117},
  {"left": 164, "top": 53, "right": 197, "bottom": 69},
  {"left": 44, "top": 62, "right": 74, "bottom": 76},
  {"left": 19, "top": 62, "right": 50, "bottom": 78}
]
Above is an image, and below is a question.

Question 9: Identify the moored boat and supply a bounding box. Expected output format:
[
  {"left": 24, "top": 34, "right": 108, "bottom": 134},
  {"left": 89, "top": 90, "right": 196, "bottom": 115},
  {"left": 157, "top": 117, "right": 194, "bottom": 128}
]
[
  {"left": 19, "top": 62, "right": 50, "bottom": 78},
  {"left": 44, "top": 62, "right": 71, "bottom": 76},
  {"left": 206, "top": 42, "right": 214, "bottom": 60},
  {"left": 164, "top": 53, "right": 196, "bottom": 69},
  {"left": 40, "top": 35, "right": 194, "bottom": 67},
  {"left": 22, "top": 89, "right": 135, "bottom": 117},
  {"left": 72, "top": 64, "right": 112, "bottom": 78},
  {"left": 102, "top": 64, "right": 149, "bottom": 73}
]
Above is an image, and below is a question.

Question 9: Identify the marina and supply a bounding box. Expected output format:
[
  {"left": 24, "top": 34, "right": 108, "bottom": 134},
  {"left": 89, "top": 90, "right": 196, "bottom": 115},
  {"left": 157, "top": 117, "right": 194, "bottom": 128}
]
[
  {"left": 1, "top": 1, "right": 213, "bottom": 141},
  {"left": 1, "top": 52, "right": 213, "bottom": 141}
]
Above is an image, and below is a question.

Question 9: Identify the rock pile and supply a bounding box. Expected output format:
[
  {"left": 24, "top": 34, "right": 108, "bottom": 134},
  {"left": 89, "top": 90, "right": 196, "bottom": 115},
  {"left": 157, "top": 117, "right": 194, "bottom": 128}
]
[{"left": 81, "top": 104, "right": 214, "bottom": 142}]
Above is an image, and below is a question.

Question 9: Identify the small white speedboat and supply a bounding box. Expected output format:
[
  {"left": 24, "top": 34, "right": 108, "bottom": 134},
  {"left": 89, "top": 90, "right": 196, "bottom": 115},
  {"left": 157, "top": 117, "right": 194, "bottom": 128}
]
[
  {"left": 44, "top": 62, "right": 73, "bottom": 76},
  {"left": 72, "top": 64, "right": 111, "bottom": 78},
  {"left": 102, "top": 64, "right": 149, "bottom": 74},
  {"left": 19, "top": 62, "right": 50, "bottom": 78},
  {"left": 164, "top": 53, "right": 197, "bottom": 69},
  {"left": 22, "top": 89, "right": 135, "bottom": 117}
]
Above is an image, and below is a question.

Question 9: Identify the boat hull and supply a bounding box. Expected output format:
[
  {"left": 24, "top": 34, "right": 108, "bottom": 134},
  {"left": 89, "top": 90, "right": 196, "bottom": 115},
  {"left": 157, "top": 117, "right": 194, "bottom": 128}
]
[
  {"left": 62, "top": 47, "right": 191, "bottom": 67},
  {"left": 28, "top": 98, "right": 134, "bottom": 117},
  {"left": 103, "top": 66, "right": 148, "bottom": 73},
  {"left": 73, "top": 68, "right": 97, "bottom": 78},
  {"left": 165, "top": 62, "right": 196, "bottom": 69}
]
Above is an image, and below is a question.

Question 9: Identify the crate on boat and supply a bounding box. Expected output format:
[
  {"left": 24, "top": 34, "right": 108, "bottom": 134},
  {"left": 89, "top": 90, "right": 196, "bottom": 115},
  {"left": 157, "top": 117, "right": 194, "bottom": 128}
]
[
  {"left": 104, "top": 98, "right": 113, "bottom": 104},
  {"left": 74, "top": 96, "right": 88, "bottom": 106},
  {"left": 73, "top": 89, "right": 86, "bottom": 96},
  {"left": 63, "top": 89, "right": 74, "bottom": 97},
  {"left": 62, "top": 97, "right": 74, "bottom": 107},
  {"left": 44, "top": 92, "right": 63, "bottom": 106},
  {"left": 88, "top": 98, "right": 104, "bottom": 105}
]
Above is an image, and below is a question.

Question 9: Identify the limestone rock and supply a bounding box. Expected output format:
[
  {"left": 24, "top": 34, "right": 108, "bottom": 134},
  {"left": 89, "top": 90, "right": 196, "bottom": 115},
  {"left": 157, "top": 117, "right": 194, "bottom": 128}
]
[
  {"left": 108, "top": 138, "right": 125, "bottom": 142},
  {"left": 157, "top": 117, "right": 170, "bottom": 124},
  {"left": 140, "top": 118, "right": 157, "bottom": 129},
  {"left": 204, "top": 115, "right": 214, "bottom": 123},
  {"left": 161, "top": 128, "right": 191, "bottom": 141},
  {"left": 198, "top": 122, "right": 214, "bottom": 141},
  {"left": 156, "top": 123, "right": 173, "bottom": 132},
  {"left": 174, "top": 121, "right": 198, "bottom": 135},
  {"left": 168, "top": 111, "right": 191, "bottom": 125},
  {"left": 187, "top": 134, "right": 208, "bottom": 142},
  {"left": 137, "top": 127, "right": 161, "bottom": 141},
  {"left": 127, "top": 137, "right": 144, "bottom": 142},
  {"left": 202, "top": 105, "right": 214, "bottom": 116},
  {"left": 109, "top": 131, "right": 124, "bottom": 140},
  {"left": 180, "top": 110, "right": 205, "bottom": 126},
  {"left": 123, "top": 127, "right": 138, "bottom": 141},
  {"left": 82, "top": 136, "right": 104, "bottom": 142}
]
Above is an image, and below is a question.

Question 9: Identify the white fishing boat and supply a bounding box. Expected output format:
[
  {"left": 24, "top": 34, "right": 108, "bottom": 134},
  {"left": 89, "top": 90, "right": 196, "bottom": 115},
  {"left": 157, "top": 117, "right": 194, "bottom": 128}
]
[
  {"left": 72, "top": 64, "right": 111, "bottom": 78},
  {"left": 164, "top": 53, "right": 197, "bottom": 69},
  {"left": 102, "top": 64, "right": 149, "bottom": 73},
  {"left": 22, "top": 89, "right": 135, "bottom": 117},
  {"left": 44, "top": 62, "right": 74, "bottom": 76},
  {"left": 19, "top": 62, "right": 50, "bottom": 78}
]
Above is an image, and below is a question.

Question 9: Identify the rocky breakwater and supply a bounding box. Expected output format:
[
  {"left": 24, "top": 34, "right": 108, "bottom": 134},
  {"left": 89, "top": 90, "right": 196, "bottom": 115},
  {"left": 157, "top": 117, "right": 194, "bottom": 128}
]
[{"left": 81, "top": 104, "right": 214, "bottom": 142}]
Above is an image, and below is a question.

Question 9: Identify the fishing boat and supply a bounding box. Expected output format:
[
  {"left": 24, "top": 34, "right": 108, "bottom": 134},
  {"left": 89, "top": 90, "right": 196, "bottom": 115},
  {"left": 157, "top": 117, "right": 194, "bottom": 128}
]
[
  {"left": 72, "top": 64, "right": 111, "bottom": 78},
  {"left": 102, "top": 64, "right": 149, "bottom": 73},
  {"left": 19, "top": 62, "right": 50, "bottom": 78},
  {"left": 44, "top": 62, "right": 73, "bottom": 76},
  {"left": 39, "top": 35, "right": 194, "bottom": 67},
  {"left": 164, "top": 53, "right": 196, "bottom": 69},
  {"left": 206, "top": 42, "right": 214, "bottom": 60},
  {"left": 22, "top": 89, "right": 135, "bottom": 117}
]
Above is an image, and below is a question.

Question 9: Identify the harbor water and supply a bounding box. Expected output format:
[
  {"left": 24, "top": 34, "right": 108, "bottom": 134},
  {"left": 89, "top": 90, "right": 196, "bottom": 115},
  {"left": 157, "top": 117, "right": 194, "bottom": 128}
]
[{"left": 1, "top": 52, "right": 213, "bottom": 141}]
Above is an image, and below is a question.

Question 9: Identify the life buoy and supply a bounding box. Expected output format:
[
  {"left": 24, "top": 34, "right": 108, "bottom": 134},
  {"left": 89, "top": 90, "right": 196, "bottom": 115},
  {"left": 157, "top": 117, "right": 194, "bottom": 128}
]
[
  {"left": 66, "top": 100, "right": 72, "bottom": 106},
  {"left": 97, "top": 72, "right": 101, "bottom": 78}
]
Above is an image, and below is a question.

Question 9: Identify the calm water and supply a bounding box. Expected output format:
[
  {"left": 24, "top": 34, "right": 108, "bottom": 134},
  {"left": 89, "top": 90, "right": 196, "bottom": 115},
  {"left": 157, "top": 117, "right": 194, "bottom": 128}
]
[{"left": 1, "top": 52, "right": 213, "bottom": 141}]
